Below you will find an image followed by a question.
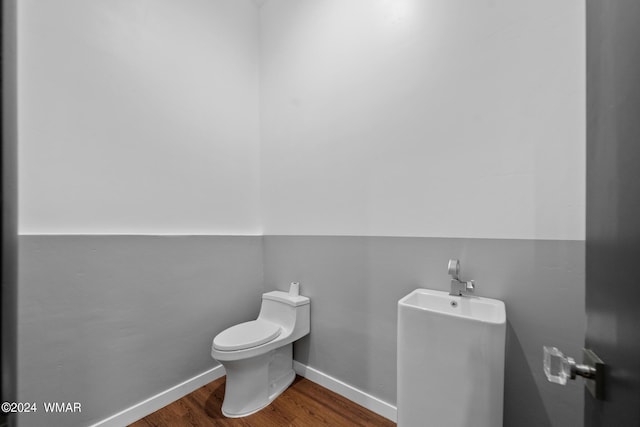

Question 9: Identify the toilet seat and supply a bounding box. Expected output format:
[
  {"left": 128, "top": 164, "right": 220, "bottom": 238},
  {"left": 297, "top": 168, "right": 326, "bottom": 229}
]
[{"left": 214, "top": 320, "right": 281, "bottom": 351}]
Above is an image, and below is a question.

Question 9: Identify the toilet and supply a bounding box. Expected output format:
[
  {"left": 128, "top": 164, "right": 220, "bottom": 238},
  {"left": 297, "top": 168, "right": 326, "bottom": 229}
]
[{"left": 211, "top": 283, "right": 310, "bottom": 418}]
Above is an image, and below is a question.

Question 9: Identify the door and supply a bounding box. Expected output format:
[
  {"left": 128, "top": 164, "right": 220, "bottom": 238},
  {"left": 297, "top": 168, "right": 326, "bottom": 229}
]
[
  {"left": 1, "top": 2, "right": 18, "bottom": 427},
  {"left": 585, "top": 0, "right": 640, "bottom": 425}
]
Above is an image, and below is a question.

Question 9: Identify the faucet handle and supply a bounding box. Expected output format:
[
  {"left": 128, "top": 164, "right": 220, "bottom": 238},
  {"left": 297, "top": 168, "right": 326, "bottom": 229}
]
[{"left": 466, "top": 280, "right": 475, "bottom": 292}]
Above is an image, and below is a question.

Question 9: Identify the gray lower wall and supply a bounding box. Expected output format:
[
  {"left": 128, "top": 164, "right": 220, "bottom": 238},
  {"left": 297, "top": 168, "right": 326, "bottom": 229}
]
[
  {"left": 18, "top": 235, "right": 585, "bottom": 427},
  {"left": 263, "top": 236, "right": 586, "bottom": 427},
  {"left": 18, "top": 235, "right": 264, "bottom": 427}
]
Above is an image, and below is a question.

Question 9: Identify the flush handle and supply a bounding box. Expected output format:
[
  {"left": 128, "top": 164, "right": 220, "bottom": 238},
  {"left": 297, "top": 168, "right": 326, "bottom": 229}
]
[
  {"left": 543, "top": 346, "right": 605, "bottom": 399},
  {"left": 289, "top": 282, "right": 300, "bottom": 296}
]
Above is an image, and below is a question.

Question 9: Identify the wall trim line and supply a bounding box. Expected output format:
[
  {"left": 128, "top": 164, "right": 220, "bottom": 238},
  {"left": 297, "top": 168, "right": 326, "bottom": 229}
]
[
  {"left": 18, "top": 233, "right": 263, "bottom": 237},
  {"left": 18, "top": 233, "right": 587, "bottom": 242},
  {"left": 88, "top": 365, "right": 225, "bottom": 427},
  {"left": 293, "top": 361, "right": 397, "bottom": 422}
]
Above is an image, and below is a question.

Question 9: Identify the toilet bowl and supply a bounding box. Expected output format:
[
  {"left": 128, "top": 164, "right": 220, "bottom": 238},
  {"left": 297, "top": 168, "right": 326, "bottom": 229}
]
[{"left": 211, "top": 285, "right": 310, "bottom": 418}]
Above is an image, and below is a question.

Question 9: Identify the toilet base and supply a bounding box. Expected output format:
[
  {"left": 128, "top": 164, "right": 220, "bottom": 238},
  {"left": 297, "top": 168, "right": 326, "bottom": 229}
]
[
  {"left": 222, "top": 369, "right": 295, "bottom": 418},
  {"left": 220, "top": 344, "right": 295, "bottom": 418}
]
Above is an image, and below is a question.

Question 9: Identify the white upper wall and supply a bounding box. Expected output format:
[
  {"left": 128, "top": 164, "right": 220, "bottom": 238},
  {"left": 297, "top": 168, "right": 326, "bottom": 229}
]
[
  {"left": 18, "top": 0, "right": 585, "bottom": 239},
  {"left": 259, "top": 0, "right": 585, "bottom": 240},
  {"left": 18, "top": 0, "right": 262, "bottom": 234}
]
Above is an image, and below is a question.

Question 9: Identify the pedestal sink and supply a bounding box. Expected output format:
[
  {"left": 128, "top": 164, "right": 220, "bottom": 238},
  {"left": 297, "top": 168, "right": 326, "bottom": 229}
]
[{"left": 397, "top": 288, "right": 506, "bottom": 427}]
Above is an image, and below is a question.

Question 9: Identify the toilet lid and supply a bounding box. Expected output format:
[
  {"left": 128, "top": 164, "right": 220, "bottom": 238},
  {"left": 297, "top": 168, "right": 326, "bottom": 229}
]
[{"left": 213, "top": 320, "right": 281, "bottom": 351}]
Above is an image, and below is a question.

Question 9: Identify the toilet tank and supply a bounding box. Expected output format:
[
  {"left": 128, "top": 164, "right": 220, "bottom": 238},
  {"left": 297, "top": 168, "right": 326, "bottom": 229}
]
[{"left": 258, "top": 291, "right": 310, "bottom": 341}]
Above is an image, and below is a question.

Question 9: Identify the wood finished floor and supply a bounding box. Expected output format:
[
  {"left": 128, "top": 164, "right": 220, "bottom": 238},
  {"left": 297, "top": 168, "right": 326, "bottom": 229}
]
[{"left": 129, "top": 375, "right": 395, "bottom": 427}]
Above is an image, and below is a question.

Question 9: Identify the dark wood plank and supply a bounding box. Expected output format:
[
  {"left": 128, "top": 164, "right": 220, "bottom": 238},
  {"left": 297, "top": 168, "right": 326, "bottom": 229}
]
[
  {"left": 130, "top": 376, "right": 395, "bottom": 427},
  {"left": 288, "top": 377, "right": 389, "bottom": 426}
]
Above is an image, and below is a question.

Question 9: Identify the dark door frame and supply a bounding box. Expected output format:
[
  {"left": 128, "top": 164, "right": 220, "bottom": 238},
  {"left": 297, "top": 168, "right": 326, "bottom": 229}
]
[
  {"left": 585, "top": 0, "right": 640, "bottom": 425},
  {"left": 1, "top": 1, "right": 18, "bottom": 427}
]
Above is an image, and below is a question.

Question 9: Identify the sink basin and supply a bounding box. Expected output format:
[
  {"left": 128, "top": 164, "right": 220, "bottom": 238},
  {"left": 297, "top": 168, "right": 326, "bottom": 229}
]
[
  {"left": 400, "top": 288, "right": 506, "bottom": 324},
  {"left": 397, "top": 289, "right": 506, "bottom": 427}
]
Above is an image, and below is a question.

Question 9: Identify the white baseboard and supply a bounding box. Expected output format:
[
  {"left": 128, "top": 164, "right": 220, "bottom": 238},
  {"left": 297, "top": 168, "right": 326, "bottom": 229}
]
[
  {"left": 293, "top": 361, "right": 397, "bottom": 422},
  {"left": 88, "top": 365, "right": 225, "bottom": 427},
  {"left": 89, "top": 362, "right": 396, "bottom": 426}
]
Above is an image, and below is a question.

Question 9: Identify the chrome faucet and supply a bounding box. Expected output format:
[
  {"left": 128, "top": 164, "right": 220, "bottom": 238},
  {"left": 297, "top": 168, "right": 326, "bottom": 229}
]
[{"left": 448, "top": 259, "right": 475, "bottom": 296}]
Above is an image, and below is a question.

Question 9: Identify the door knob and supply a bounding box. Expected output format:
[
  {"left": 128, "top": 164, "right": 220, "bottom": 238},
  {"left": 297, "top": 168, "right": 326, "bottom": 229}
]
[{"left": 543, "top": 346, "right": 605, "bottom": 400}]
